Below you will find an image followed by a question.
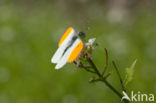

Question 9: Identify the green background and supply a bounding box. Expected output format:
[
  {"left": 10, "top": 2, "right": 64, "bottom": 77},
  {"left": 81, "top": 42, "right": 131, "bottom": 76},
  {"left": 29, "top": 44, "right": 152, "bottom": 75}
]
[{"left": 0, "top": 0, "right": 156, "bottom": 103}]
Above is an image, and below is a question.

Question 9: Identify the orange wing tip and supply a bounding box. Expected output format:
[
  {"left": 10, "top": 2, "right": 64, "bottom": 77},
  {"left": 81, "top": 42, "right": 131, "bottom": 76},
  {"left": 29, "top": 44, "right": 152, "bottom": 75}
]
[
  {"left": 58, "top": 27, "right": 73, "bottom": 46},
  {"left": 68, "top": 41, "right": 83, "bottom": 62}
]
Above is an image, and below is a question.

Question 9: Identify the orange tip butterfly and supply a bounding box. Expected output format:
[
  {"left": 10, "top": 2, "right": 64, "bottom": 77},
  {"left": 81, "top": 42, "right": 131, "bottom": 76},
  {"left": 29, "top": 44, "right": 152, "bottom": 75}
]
[{"left": 51, "top": 27, "right": 84, "bottom": 69}]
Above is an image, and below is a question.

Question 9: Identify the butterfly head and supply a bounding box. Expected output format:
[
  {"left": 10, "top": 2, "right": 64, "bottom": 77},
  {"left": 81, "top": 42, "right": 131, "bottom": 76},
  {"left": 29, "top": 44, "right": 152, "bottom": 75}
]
[{"left": 78, "top": 31, "right": 86, "bottom": 40}]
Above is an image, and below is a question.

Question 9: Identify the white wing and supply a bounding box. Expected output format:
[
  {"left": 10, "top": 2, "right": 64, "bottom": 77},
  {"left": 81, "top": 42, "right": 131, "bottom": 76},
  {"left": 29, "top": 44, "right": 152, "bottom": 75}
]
[
  {"left": 51, "top": 29, "right": 75, "bottom": 63},
  {"left": 51, "top": 41, "right": 68, "bottom": 64},
  {"left": 55, "top": 38, "right": 81, "bottom": 69}
]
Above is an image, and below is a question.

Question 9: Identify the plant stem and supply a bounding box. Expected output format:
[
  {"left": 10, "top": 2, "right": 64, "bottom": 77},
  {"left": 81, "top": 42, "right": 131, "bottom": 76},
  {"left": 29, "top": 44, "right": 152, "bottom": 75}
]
[
  {"left": 102, "top": 48, "right": 108, "bottom": 75},
  {"left": 87, "top": 57, "right": 102, "bottom": 77},
  {"left": 101, "top": 79, "right": 123, "bottom": 98},
  {"left": 112, "top": 61, "right": 126, "bottom": 92},
  {"left": 87, "top": 57, "right": 123, "bottom": 98},
  {"left": 87, "top": 58, "right": 130, "bottom": 103}
]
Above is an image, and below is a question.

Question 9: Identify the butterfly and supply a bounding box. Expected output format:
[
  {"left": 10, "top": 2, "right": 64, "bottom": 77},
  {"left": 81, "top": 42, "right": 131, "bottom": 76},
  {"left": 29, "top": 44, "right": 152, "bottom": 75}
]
[{"left": 51, "top": 27, "right": 85, "bottom": 69}]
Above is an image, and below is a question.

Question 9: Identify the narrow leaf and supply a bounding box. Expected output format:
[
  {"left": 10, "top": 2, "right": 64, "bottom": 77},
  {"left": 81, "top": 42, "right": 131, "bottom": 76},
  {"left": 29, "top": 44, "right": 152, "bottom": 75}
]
[{"left": 124, "top": 59, "right": 137, "bottom": 86}]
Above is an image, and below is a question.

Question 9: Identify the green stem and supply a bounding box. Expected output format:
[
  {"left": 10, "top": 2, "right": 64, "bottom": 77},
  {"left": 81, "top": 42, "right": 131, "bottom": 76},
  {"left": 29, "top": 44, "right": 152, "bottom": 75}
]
[
  {"left": 102, "top": 48, "right": 109, "bottom": 75},
  {"left": 101, "top": 79, "right": 123, "bottom": 98},
  {"left": 87, "top": 57, "right": 102, "bottom": 77},
  {"left": 87, "top": 57, "right": 123, "bottom": 98},
  {"left": 112, "top": 61, "right": 126, "bottom": 92}
]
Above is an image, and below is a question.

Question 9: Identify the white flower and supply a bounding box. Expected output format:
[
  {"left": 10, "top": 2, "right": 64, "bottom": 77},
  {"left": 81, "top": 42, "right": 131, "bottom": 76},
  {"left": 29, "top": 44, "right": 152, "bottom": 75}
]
[{"left": 85, "top": 38, "right": 96, "bottom": 46}]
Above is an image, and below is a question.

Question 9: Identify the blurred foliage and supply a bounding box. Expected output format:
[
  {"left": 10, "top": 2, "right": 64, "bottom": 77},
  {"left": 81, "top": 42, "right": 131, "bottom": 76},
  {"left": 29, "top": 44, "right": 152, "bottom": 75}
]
[{"left": 0, "top": 0, "right": 156, "bottom": 103}]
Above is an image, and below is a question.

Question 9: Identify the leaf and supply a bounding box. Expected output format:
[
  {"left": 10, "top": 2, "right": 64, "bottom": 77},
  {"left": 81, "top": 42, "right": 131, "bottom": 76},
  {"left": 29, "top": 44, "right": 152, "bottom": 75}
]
[{"left": 124, "top": 59, "right": 137, "bottom": 86}]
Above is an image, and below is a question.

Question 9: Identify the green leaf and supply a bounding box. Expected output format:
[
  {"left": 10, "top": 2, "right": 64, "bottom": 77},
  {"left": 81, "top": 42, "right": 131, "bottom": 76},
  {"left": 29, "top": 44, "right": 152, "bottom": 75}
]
[{"left": 124, "top": 59, "right": 137, "bottom": 86}]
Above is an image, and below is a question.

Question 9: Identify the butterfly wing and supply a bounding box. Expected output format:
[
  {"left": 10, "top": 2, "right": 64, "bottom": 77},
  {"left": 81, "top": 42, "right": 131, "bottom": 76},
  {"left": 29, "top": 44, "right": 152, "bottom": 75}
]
[
  {"left": 55, "top": 38, "right": 83, "bottom": 69},
  {"left": 68, "top": 40, "right": 83, "bottom": 62},
  {"left": 51, "top": 27, "right": 75, "bottom": 63},
  {"left": 58, "top": 27, "right": 75, "bottom": 47},
  {"left": 51, "top": 41, "right": 68, "bottom": 64}
]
